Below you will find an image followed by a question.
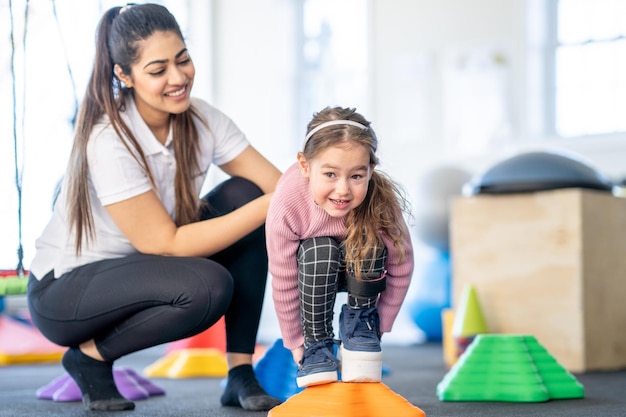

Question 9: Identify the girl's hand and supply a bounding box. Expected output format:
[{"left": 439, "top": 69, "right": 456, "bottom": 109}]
[{"left": 291, "top": 345, "right": 304, "bottom": 365}]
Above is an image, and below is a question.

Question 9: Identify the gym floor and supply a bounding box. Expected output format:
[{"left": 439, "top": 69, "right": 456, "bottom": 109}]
[{"left": 1, "top": 340, "right": 625, "bottom": 417}]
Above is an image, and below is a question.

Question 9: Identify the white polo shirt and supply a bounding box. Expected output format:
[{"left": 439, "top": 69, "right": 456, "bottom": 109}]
[{"left": 30, "top": 96, "right": 249, "bottom": 279}]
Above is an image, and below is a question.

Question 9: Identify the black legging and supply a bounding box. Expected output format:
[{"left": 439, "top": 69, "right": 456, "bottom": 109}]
[
  {"left": 27, "top": 177, "right": 268, "bottom": 362},
  {"left": 297, "top": 236, "right": 387, "bottom": 345}
]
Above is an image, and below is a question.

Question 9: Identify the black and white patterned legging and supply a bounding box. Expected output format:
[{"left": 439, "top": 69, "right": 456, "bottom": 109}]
[{"left": 297, "top": 236, "right": 387, "bottom": 346}]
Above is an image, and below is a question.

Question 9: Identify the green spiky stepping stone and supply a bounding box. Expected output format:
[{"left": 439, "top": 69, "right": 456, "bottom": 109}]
[{"left": 437, "top": 334, "right": 585, "bottom": 402}]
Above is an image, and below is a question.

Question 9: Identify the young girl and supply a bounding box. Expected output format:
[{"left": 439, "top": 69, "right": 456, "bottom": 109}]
[
  {"left": 266, "top": 106, "right": 414, "bottom": 388},
  {"left": 26, "top": 4, "right": 282, "bottom": 412}
]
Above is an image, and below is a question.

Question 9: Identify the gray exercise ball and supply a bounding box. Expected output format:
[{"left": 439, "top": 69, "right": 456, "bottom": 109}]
[{"left": 463, "top": 150, "right": 613, "bottom": 196}]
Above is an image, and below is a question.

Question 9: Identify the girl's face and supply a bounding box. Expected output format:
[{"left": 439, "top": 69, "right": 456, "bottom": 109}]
[
  {"left": 298, "top": 142, "right": 373, "bottom": 218},
  {"left": 115, "top": 30, "right": 195, "bottom": 125}
]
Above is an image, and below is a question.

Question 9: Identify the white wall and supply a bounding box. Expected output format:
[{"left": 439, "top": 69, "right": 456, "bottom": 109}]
[
  {"left": 208, "top": 0, "right": 528, "bottom": 224},
  {"left": 210, "top": 0, "right": 299, "bottom": 176}
]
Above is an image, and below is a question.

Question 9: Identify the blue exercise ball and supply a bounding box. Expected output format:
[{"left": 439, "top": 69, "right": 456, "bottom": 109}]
[{"left": 408, "top": 251, "right": 451, "bottom": 342}]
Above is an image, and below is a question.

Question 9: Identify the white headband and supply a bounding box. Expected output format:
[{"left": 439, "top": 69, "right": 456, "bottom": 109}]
[
  {"left": 119, "top": 4, "right": 133, "bottom": 14},
  {"left": 304, "top": 120, "right": 368, "bottom": 145}
]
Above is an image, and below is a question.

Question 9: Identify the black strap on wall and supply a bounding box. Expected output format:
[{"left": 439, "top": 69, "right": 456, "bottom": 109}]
[{"left": 9, "top": 0, "right": 28, "bottom": 277}]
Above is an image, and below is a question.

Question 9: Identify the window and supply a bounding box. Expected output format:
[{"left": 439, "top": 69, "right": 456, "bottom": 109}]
[
  {"left": 551, "top": 0, "right": 626, "bottom": 137},
  {"left": 298, "top": 0, "right": 369, "bottom": 144}
]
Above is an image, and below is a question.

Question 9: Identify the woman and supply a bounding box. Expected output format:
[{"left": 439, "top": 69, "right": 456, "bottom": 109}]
[{"left": 27, "top": 3, "right": 282, "bottom": 412}]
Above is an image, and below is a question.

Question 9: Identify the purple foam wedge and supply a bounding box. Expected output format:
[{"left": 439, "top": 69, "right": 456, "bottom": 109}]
[
  {"left": 36, "top": 367, "right": 165, "bottom": 402},
  {"left": 36, "top": 373, "right": 82, "bottom": 402},
  {"left": 115, "top": 367, "right": 166, "bottom": 398}
]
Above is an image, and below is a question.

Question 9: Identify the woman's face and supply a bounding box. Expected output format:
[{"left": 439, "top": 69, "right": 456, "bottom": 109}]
[
  {"left": 116, "top": 30, "right": 195, "bottom": 124},
  {"left": 298, "top": 142, "right": 373, "bottom": 218}
]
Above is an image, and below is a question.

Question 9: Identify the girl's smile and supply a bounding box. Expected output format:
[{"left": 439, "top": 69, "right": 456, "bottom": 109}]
[{"left": 298, "top": 142, "right": 373, "bottom": 218}]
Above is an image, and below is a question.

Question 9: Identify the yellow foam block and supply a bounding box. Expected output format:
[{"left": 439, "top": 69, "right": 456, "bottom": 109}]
[
  {"left": 441, "top": 308, "right": 457, "bottom": 369},
  {"left": 143, "top": 348, "right": 228, "bottom": 378},
  {"left": 0, "top": 351, "right": 64, "bottom": 366}
]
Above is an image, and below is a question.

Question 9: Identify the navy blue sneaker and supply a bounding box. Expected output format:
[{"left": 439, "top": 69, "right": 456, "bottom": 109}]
[
  {"left": 296, "top": 339, "right": 339, "bottom": 388},
  {"left": 338, "top": 304, "right": 383, "bottom": 382}
]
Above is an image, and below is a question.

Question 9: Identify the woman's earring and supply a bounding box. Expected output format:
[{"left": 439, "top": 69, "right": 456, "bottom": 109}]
[{"left": 114, "top": 66, "right": 131, "bottom": 89}]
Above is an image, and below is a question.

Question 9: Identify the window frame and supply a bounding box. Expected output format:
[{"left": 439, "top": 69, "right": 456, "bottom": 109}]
[{"left": 547, "top": 0, "right": 626, "bottom": 139}]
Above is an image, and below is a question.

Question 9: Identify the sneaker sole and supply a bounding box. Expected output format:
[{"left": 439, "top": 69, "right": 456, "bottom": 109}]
[
  {"left": 296, "top": 370, "right": 338, "bottom": 388},
  {"left": 339, "top": 345, "right": 383, "bottom": 382}
]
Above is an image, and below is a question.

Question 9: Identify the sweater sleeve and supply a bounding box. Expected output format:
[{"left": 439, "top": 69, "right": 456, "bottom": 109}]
[
  {"left": 266, "top": 165, "right": 306, "bottom": 350},
  {"left": 377, "top": 212, "right": 415, "bottom": 335}
]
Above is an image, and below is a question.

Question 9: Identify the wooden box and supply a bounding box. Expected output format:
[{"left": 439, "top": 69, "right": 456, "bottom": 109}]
[{"left": 450, "top": 188, "right": 626, "bottom": 372}]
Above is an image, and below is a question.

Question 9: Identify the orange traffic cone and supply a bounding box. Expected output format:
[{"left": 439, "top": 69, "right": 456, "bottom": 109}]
[{"left": 166, "top": 316, "right": 226, "bottom": 354}]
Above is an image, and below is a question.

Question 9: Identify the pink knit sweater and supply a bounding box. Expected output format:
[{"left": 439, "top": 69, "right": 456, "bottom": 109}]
[{"left": 266, "top": 162, "right": 415, "bottom": 350}]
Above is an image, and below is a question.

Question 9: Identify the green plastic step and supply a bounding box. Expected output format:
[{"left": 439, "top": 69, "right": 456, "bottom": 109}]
[{"left": 437, "top": 334, "right": 585, "bottom": 402}]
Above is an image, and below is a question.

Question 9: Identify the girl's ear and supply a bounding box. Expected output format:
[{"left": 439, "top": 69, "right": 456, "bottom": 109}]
[
  {"left": 114, "top": 64, "right": 133, "bottom": 88},
  {"left": 297, "top": 152, "right": 311, "bottom": 178}
]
